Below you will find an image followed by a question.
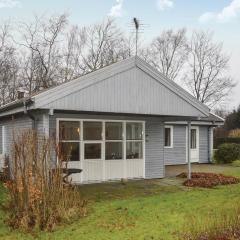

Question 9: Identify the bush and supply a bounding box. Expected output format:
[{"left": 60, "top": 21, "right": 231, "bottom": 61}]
[
  {"left": 3, "top": 130, "right": 87, "bottom": 231},
  {"left": 214, "top": 137, "right": 240, "bottom": 149},
  {"left": 214, "top": 143, "right": 240, "bottom": 163}
]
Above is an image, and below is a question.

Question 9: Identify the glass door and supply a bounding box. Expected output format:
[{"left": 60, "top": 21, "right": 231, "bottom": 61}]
[
  {"left": 58, "top": 120, "right": 81, "bottom": 182},
  {"left": 190, "top": 127, "right": 199, "bottom": 162},
  {"left": 82, "top": 121, "right": 103, "bottom": 182}
]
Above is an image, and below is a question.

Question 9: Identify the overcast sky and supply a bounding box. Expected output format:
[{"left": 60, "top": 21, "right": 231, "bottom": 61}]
[{"left": 0, "top": 0, "right": 239, "bottom": 110}]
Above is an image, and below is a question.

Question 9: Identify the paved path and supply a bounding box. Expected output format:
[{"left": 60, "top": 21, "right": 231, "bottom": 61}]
[{"left": 165, "top": 163, "right": 234, "bottom": 177}]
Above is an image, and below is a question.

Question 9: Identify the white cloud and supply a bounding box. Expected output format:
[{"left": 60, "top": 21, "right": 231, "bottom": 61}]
[
  {"left": 0, "top": 0, "right": 20, "bottom": 8},
  {"left": 108, "top": 0, "right": 124, "bottom": 17},
  {"left": 199, "top": 12, "right": 215, "bottom": 23},
  {"left": 157, "top": 0, "right": 174, "bottom": 11},
  {"left": 199, "top": 0, "right": 240, "bottom": 23}
]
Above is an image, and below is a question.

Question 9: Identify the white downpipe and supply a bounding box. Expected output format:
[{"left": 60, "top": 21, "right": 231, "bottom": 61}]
[{"left": 187, "top": 121, "right": 191, "bottom": 180}]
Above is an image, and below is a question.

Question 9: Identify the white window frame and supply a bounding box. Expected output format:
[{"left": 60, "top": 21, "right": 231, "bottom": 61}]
[
  {"left": 126, "top": 122, "right": 144, "bottom": 160},
  {"left": 56, "top": 118, "right": 146, "bottom": 179},
  {"left": 164, "top": 125, "right": 173, "bottom": 148}
]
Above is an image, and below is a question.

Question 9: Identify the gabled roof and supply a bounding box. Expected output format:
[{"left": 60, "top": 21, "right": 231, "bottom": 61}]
[{"left": 0, "top": 56, "right": 211, "bottom": 118}]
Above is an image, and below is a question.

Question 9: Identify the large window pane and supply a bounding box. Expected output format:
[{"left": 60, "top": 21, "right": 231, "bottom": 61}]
[
  {"left": 191, "top": 129, "right": 197, "bottom": 149},
  {"left": 105, "top": 142, "right": 123, "bottom": 160},
  {"left": 105, "top": 122, "right": 123, "bottom": 140},
  {"left": 164, "top": 128, "right": 171, "bottom": 147},
  {"left": 59, "top": 121, "right": 80, "bottom": 140},
  {"left": 84, "top": 143, "right": 101, "bottom": 159},
  {"left": 126, "top": 123, "right": 143, "bottom": 140},
  {"left": 60, "top": 142, "right": 79, "bottom": 161},
  {"left": 83, "top": 122, "right": 102, "bottom": 140},
  {"left": 126, "top": 142, "right": 143, "bottom": 159}
]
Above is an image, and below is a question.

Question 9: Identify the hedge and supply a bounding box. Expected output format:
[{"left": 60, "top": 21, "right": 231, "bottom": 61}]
[
  {"left": 214, "top": 143, "right": 240, "bottom": 164},
  {"left": 214, "top": 137, "right": 240, "bottom": 149}
]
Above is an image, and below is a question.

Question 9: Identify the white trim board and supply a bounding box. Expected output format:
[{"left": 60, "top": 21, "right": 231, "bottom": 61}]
[{"left": 165, "top": 121, "right": 223, "bottom": 126}]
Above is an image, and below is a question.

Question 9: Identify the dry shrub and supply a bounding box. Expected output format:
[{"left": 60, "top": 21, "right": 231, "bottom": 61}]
[
  {"left": 3, "top": 130, "right": 86, "bottom": 231},
  {"left": 177, "top": 172, "right": 240, "bottom": 188},
  {"left": 0, "top": 157, "right": 10, "bottom": 183},
  {"left": 181, "top": 205, "right": 240, "bottom": 240},
  {"left": 228, "top": 128, "right": 240, "bottom": 138}
]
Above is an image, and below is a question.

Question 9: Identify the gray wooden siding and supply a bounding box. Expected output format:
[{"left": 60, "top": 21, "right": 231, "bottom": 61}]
[
  {"left": 164, "top": 125, "right": 210, "bottom": 165},
  {"left": 145, "top": 120, "right": 164, "bottom": 179},
  {"left": 0, "top": 116, "right": 32, "bottom": 156},
  {"left": 199, "top": 126, "right": 209, "bottom": 163},
  {"left": 164, "top": 125, "right": 187, "bottom": 165},
  {"left": 49, "top": 112, "right": 164, "bottom": 179},
  {"left": 38, "top": 67, "right": 205, "bottom": 117}
]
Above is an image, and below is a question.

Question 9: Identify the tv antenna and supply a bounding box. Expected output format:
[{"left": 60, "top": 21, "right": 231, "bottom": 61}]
[
  {"left": 133, "top": 18, "right": 139, "bottom": 56},
  {"left": 130, "top": 18, "right": 148, "bottom": 56}
]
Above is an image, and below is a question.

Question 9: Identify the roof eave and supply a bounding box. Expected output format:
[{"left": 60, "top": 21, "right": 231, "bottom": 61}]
[{"left": 0, "top": 98, "right": 34, "bottom": 116}]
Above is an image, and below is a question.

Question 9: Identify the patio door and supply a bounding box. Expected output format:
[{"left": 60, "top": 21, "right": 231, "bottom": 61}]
[
  {"left": 190, "top": 127, "right": 199, "bottom": 162},
  {"left": 58, "top": 120, "right": 81, "bottom": 183},
  {"left": 82, "top": 142, "right": 103, "bottom": 182},
  {"left": 82, "top": 121, "right": 103, "bottom": 182}
]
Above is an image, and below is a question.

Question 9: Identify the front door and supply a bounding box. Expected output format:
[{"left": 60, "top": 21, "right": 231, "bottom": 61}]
[{"left": 190, "top": 127, "right": 199, "bottom": 162}]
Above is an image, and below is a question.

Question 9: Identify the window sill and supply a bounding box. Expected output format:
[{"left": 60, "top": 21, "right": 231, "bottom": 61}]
[{"left": 164, "top": 146, "right": 173, "bottom": 149}]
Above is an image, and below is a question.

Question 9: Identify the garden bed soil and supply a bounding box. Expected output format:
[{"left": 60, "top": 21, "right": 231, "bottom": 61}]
[{"left": 177, "top": 172, "right": 240, "bottom": 188}]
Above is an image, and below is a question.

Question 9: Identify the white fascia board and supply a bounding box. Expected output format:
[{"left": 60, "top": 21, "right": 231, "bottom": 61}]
[
  {"left": 0, "top": 106, "right": 26, "bottom": 118},
  {"left": 165, "top": 121, "right": 223, "bottom": 126},
  {"left": 209, "top": 112, "right": 225, "bottom": 122}
]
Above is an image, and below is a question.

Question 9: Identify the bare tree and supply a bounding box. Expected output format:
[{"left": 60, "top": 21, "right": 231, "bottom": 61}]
[
  {"left": 18, "top": 14, "right": 68, "bottom": 94},
  {"left": 77, "top": 18, "right": 131, "bottom": 73},
  {"left": 0, "top": 21, "right": 20, "bottom": 106},
  {"left": 0, "top": 13, "right": 235, "bottom": 111},
  {"left": 184, "top": 31, "right": 235, "bottom": 107},
  {"left": 60, "top": 18, "right": 132, "bottom": 81},
  {"left": 141, "top": 29, "right": 189, "bottom": 80},
  {"left": 60, "top": 25, "right": 86, "bottom": 82}
]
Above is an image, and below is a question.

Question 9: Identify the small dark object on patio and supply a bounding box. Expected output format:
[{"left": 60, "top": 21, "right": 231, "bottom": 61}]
[
  {"left": 177, "top": 172, "right": 240, "bottom": 188},
  {"left": 62, "top": 168, "right": 82, "bottom": 184}
]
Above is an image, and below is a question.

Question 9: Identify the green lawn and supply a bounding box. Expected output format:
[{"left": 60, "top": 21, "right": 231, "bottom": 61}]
[{"left": 0, "top": 165, "right": 240, "bottom": 240}]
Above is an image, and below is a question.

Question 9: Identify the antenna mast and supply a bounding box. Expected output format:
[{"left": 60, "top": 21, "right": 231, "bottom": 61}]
[{"left": 133, "top": 17, "right": 139, "bottom": 56}]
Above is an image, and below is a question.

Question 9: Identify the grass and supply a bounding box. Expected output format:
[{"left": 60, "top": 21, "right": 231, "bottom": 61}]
[{"left": 0, "top": 164, "right": 240, "bottom": 240}]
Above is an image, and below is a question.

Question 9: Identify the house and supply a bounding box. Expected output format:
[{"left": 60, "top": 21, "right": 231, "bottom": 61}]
[{"left": 0, "top": 56, "right": 224, "bottom": 183}]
